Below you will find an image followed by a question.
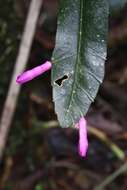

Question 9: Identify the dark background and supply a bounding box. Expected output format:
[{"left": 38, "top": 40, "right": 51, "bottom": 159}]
[{"left": 0, "top": 0, "right": 127, "bottom": 189}]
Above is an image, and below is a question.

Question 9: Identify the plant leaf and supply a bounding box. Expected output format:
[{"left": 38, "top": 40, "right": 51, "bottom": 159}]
[{"left": 51, "top": 0, "right": 108, "bottom": 127}]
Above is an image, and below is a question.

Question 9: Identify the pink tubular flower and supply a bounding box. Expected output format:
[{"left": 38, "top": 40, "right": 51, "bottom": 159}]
[
  {"left": 16, "top": 61, "right": 52, "bottom": 84},
  {"left": 76, "top": 117, "right": 88, "bottom": 157}
]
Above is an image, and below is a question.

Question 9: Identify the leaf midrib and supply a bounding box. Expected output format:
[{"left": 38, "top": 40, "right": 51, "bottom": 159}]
[{"left": 66, "top": 0, "right": 84, "bottom": 116}]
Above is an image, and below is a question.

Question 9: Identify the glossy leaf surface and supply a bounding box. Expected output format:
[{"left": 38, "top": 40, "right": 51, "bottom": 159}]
[{"left": 52, "top": 0, "right": 108, "bottom": 127}]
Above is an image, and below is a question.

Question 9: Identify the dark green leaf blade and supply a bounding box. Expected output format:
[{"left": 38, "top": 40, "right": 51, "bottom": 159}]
[{"left": 52, "top": 0, "right": 108, "bottom": 127}]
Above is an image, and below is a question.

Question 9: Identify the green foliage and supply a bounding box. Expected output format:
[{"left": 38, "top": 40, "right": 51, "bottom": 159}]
[
  {"left": 35, "top": 183, "right": 44, "bottom": 190},
  {"left": 52, "top": 0, "right": 108, "bottom": 127}
]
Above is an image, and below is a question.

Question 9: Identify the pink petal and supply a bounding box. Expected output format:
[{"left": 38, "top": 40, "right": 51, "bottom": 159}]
[
  {"left": 78, "top": 117, "right": 88, "bottom": 157},
  {"left": 16, "top": 61, "right": 52, "bottom": 84}
]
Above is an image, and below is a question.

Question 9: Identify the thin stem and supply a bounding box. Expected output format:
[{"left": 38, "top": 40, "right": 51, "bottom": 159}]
[
  {"left": 0, "top": 0, "right": 43, "bottom": 159},
  {"left": 88, "top": 127, "right": 125, "bottom": 161},
  {"left": 94, "top": 161, "right": 127, "bottom": 190}
]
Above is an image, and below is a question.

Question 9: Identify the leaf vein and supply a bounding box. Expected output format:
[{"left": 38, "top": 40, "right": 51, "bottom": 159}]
[
  {"left": 65, "top": 0, "right": 84, "bottom": 117},
  {"left": 78, "top": 85, "right": 94, "bottom": 102},
  {"left": 54, "top": 53, "right": 76, "bottom": 64}
]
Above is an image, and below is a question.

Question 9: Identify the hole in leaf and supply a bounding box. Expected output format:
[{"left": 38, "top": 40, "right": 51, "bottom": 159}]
[{"left": 55, "top": 75, "right": 68, "bottom": 86}]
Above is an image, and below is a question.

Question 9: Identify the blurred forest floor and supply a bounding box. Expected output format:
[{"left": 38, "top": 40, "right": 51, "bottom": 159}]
[{"left": 0, "top": 0, "right": 127, "bottom": 190}]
